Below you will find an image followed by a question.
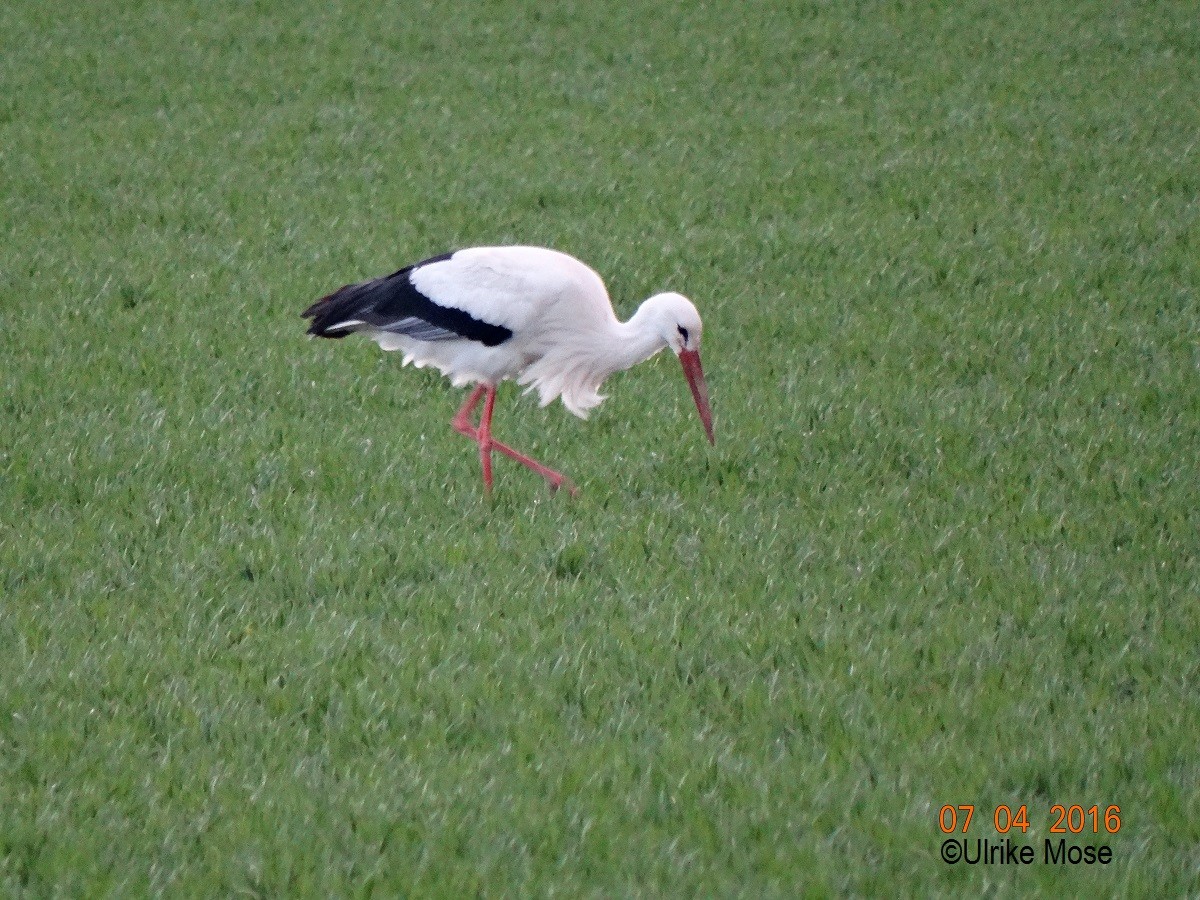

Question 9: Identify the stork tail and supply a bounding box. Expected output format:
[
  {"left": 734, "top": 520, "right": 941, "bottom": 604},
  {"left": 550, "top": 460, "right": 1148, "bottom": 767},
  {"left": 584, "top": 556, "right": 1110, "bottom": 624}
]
[{"left": 302, "top": 282, "right": 372, "bottom": 338}]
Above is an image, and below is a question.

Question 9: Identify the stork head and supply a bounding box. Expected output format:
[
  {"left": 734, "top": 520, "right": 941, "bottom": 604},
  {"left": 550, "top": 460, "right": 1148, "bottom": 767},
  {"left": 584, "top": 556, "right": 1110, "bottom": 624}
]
[{"left": 642, "top": 292, "right": 715, "bottom": 445}]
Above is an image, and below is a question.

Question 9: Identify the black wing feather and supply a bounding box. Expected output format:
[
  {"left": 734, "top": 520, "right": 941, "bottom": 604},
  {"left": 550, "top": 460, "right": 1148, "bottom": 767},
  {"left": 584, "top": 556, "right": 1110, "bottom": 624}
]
[{"left": 302, "top": 252, "right": 512, "bottom": 347}]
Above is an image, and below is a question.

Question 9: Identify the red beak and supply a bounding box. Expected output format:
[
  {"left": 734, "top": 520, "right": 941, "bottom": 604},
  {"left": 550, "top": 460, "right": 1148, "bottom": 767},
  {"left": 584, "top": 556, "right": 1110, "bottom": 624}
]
[{"left": 678, "top": 349, "right": 715, "bottom": 445}]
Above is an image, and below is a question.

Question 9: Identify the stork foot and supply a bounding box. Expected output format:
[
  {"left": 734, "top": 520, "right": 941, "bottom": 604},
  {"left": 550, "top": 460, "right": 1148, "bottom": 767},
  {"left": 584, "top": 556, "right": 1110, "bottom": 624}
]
[{"left": 553, "top": 479, "right": 580, "bottom": 498}]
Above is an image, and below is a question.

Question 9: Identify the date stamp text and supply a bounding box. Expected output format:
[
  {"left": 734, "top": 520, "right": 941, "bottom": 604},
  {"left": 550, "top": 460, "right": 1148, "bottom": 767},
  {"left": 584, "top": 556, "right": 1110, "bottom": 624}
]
[{"left": 938, "top": 805, "right": 1119, "bottom": 867}]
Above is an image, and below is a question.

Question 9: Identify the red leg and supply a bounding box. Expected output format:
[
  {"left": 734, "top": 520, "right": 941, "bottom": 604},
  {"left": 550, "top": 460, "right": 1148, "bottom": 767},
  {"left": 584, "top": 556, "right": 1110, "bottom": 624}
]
[
  {"left": 452, "top": 384, "right": 487, "bottom": 439},
  {"left": 450, "top": 384, "right": 578, "bottom": 496},
  {"left": 477, "top": 386, "right": 497, "bottom": 494},
  {"left": 489, "top": 438, "right": 578, "bottom": 496}
]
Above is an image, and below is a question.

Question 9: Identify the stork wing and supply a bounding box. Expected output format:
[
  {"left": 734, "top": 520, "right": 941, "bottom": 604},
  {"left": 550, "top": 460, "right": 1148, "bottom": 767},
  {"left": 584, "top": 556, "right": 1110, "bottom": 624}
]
[
  {"left": 409, "top": 246, "right": 609, "bottom": 333},
  {"left": 303, "top": 252, "right": 513, "bottom": 347}
]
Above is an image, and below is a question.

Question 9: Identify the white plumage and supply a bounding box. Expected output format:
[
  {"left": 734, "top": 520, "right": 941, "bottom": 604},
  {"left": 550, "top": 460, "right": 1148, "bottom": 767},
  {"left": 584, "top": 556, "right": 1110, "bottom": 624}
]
[{"left": 304, "top": 246, "right": 714, "bottom": 494}]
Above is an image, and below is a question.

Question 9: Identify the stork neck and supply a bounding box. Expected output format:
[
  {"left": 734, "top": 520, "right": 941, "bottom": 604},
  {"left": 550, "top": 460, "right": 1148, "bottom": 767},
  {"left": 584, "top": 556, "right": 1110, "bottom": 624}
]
[{"left": 609, "top": 305, "right": 669, "bottom": 372}]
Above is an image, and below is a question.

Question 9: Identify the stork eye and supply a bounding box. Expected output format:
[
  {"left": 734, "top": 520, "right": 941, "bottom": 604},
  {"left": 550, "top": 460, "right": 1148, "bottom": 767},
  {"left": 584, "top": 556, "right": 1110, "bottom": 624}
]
[{"left": 677, "top": 326, "right": 690, "bottom": 343}]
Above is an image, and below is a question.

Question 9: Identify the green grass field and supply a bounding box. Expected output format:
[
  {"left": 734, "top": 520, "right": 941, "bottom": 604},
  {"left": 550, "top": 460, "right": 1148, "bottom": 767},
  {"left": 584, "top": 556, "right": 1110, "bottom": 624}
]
[{"left": 3, "top": 0, "right": 1198, "bottom": 894}]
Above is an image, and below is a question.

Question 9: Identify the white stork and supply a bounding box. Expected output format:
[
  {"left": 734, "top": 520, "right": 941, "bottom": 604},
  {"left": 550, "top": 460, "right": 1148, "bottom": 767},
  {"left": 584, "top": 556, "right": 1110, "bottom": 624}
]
[{"left": 302, "top": 245, "right": 714, "bottom": 495}]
